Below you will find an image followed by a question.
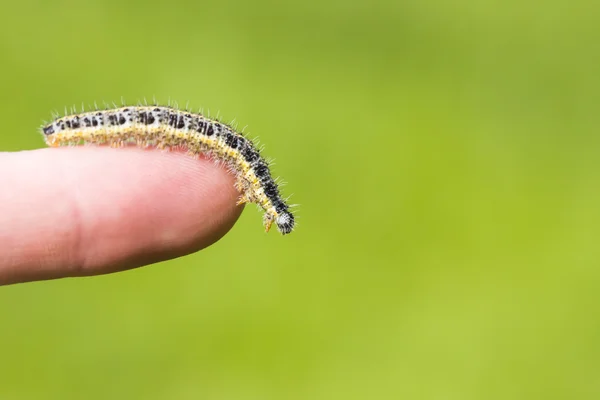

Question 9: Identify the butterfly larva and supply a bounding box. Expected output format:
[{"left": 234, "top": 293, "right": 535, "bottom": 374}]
[{"left": 40, "top": 105, "right": 295, "bottom": 235}]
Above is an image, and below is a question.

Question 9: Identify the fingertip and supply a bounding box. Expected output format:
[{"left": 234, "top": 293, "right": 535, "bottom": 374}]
[{"left": 0, "top": 147, "right": 245, "bottom": 283}]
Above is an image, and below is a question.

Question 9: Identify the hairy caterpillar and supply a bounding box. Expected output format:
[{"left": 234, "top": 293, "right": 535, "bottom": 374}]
[{"left": 40, "top": 104, "right": 295, "bottom": 235}]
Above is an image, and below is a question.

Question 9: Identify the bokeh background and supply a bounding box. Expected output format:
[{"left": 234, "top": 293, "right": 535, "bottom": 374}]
[{"left": 1, "top": 0, "right": 599, "bottom": 398}]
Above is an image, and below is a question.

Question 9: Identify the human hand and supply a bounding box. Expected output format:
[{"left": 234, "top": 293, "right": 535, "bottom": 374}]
[{"left": 0, "top": 147, "right": 243, "bottom": 285}]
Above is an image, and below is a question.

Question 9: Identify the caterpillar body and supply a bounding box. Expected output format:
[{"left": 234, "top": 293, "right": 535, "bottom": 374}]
[{"left": 40, "top": 105, "right": 295, "bottom": 235}]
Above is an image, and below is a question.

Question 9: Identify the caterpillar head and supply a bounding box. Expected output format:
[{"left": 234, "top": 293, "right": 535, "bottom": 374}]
[
  {"left": 263, "top": 211, "right": 295, "bottom": 235},
  {"left": 275, "top": 211, "right": 295, "bottom": 235}
]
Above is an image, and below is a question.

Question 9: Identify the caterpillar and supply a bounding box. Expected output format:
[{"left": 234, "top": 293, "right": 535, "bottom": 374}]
[{"left": 40, "top": 104, "right": 295, "bottom": 235}]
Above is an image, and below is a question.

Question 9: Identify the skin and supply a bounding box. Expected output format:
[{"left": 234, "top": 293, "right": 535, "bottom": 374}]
[{"left": 0, "top": 146, "right": 243, "bottom": 285}]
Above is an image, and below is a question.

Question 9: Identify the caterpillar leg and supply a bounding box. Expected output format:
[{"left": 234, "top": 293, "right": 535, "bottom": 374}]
[
  {"left": 234, "top": 177, "right": 247, "bottom": 192},
  {"left": 263, "top": 213, "right": 274, "bottom": 233},
  {"left": 236, "top": 196, "right": 250, "bottom": 206}
]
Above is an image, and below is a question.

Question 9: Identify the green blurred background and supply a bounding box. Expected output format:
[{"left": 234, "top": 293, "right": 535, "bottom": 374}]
[{"left": 1, "top": 0, "right": 599, "bottom": 398}]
